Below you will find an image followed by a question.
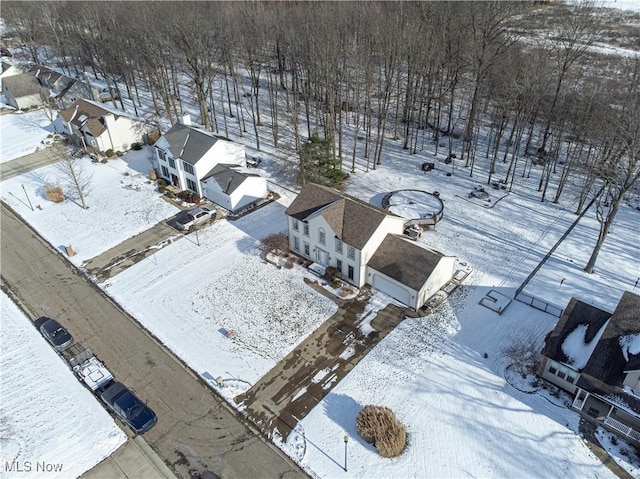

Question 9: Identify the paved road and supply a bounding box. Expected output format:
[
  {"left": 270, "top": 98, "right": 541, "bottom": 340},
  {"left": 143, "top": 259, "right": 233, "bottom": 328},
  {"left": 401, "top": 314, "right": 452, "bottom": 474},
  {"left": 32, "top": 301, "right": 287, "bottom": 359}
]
[
  {"left": 0, "top": 202, "right": 306, "bottom": 479},
  {"left": 1, "top": 144, "right": 66, "bottom": 180}
]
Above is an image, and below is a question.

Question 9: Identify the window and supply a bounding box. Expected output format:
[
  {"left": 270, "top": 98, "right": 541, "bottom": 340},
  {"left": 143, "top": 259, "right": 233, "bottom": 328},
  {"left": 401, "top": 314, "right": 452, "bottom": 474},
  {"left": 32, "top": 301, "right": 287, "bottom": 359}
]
[
  {"left": 557, "top": 370, "right": 566, "bottom": 380},
  {"left": 168, "top": 157, "right": 176, "bottom": 169},
  {"left": 566, "top": 372, "right": 577, "bottom": 384},
  {"left": 293, "top": 219, "right": 299, "bottom": 231},
  {"left": 303, "top": 223, "right": 309, "bottom": 236},
  {"left": 348, "top": 265, "right": 354, "bottom": 280},
  {"left": 336, "top": 259, "right": 342, "bottom": 273},
  {"left": 157, "top": 149, "right": 166, "bottom": 162},
  {"left": 186, "top": 178, "right": 197, "bottom": 192},
  {"left": 347, "top": 246, "right": 355, "bottom": 260},
  {"left": 161, "top": 166, "right": 169, "bottom": 178},
  {"left": 335, "top": 238, "right": 343, "bottom": 253},
  {"left": 293, "top": 236, "right": 300, "bottom": 251},
  {"left": 319, "top": 228, "right": 326, "bottom": 245},
  {"left": 183, "top": 161, "right": 195, "bottom": 175},
  {"left": 304, "top": 242, "right": 310, "bottom": 256},
  {"left": 548, "top": 364, "right": 557, "bottom": 375}
]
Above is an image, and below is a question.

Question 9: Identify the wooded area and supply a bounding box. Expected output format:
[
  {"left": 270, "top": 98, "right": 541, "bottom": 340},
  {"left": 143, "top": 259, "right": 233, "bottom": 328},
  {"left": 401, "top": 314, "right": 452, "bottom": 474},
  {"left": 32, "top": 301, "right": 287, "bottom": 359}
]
[{"left": 2, "top": 1, "right": 639, "bottom": 271}]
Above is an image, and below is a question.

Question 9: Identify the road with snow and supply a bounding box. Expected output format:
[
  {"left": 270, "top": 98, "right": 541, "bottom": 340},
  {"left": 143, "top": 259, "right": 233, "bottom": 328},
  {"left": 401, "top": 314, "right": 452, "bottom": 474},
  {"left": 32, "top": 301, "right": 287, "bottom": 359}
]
[{"left": 0, "top": 202, "right": 305, "bottom": 479}]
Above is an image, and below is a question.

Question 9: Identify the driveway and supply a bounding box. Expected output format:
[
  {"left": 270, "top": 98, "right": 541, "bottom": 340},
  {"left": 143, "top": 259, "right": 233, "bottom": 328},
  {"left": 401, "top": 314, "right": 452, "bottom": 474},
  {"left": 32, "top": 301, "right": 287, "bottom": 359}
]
[
  {"left": 1, "top": 143, "right": 67, "bottom": 180},
  {"left": 1, "top": 202, "right": 306, "bottom": 479},
  {"left": 235, "top": 281, "right": 412, "bottom": 441}
]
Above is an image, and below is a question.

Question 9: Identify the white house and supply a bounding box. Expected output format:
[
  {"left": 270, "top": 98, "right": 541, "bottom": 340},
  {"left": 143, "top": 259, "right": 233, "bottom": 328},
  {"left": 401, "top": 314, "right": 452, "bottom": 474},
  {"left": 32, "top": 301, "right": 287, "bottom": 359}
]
[
  {"left": 2, "top": 72, "right": 44, "bottom": 110},
  {"left": 285, "top": 183, "right": 456, "bottom": 309},
  {"left": 154, "top": 117, "right": 247, "bottom": 199},
  {"left": 201, "top": 164, "right": 267, "bottom": 212},
  {"left": 57, "top": 99, "right": 144, "bottom": 153}
]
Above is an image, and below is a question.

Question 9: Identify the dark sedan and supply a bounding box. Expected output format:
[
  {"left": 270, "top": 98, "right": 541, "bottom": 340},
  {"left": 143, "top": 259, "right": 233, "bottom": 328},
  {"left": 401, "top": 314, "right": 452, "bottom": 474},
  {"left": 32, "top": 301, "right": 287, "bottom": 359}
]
[
  {"left": 101, "top": 382, "right": 157, "bottom": 434},
  {"left": 39, "top": 318, "right": 74, "bottom": 351}
]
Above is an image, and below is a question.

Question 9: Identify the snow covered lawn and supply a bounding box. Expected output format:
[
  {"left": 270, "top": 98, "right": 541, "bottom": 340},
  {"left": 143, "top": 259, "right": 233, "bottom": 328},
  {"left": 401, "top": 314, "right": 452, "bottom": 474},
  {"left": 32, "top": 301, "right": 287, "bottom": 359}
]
[
  {"left": 0, "top": 110, "right": 55, "bottom": 163},
  {"left": 103, "top": 197, "right": 338, "bottom": 387},
  {"left": 0, "top": 292, "right": 127, "bottom": 478},
  {"left": 0, "top": 147, "right": 180, "bottom": 264}
]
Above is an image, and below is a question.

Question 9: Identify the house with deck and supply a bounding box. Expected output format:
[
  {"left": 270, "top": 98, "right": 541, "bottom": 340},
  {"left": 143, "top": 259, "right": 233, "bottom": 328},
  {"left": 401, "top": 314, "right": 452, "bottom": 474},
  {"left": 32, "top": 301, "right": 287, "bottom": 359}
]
[
  {"left": 539, "top": 291, "right": 640, "bottom": 446},
  {"left": 285, "top": 183, "right": 457, "bottom": 310}
]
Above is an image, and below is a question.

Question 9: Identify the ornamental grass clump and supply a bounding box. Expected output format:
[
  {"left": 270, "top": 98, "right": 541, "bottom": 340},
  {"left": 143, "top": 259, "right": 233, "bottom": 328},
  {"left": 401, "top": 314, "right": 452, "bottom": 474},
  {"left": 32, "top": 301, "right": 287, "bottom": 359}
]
[{"left": 356, "top": 405, "right": 406, "bottom": 458}]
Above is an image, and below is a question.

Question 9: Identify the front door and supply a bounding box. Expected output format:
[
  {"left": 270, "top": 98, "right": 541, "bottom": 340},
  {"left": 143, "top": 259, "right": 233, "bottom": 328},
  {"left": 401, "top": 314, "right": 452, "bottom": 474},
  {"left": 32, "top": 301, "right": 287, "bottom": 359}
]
[
  {"left": 317, "top": 249, "right": 329, "bottom": 266},
  {"left": 171, "top": 174, "right": 179, "bottom": 187}
]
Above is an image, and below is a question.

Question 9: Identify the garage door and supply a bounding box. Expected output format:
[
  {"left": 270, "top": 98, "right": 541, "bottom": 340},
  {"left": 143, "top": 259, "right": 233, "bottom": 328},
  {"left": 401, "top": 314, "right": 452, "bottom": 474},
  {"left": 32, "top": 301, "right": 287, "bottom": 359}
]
[{"left": 372, "top": 274, "right": 412, "bottom": 306}]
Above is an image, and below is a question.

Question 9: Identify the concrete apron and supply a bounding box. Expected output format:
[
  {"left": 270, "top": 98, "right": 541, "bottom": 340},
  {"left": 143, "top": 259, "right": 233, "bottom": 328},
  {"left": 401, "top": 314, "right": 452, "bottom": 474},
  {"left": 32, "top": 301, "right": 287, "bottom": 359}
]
[{"left": 235, "top": 280, "right": 412, "bottom": 442}]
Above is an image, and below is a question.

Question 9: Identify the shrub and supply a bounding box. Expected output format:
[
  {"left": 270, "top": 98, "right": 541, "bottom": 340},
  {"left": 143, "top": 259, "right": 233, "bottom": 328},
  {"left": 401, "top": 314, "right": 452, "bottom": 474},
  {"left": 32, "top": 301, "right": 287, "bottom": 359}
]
[
  {"left": 149, "top": 169, "right": 157, "bottom": 181},
  {"left": 105, "top": 149, "right": 114, "bottom": 157},
  {"left": 258, "top": 233, "right": 290, "bottom": 256},
  {"left": 131, "top": 142, "right": 142, "bottom": 150},
  {"left": 115, "top": 150, "right": 123, "bottom": 157},
  {"left": 166, "top": 190, "right": 175, "bottom": 199},
  {"left": 192, "top": 194, "right": 201, "bottom": 203},
  {"left": 285, "top": 257, "right": 295, "bottom": 269},
  {"left": 324, "top": 266, "right": 339, "bottom": 282},
  {"left": 44, "top": 184, "right": 64, "bottom": 203},
  {"left": 331, "top": 279, "right": 342, "bottom": 289},
  {"left": 356, "top": 405, "right": 406, "bottom": 458},
  {"left": 157, "top": 178, "right": 168, "bottom": 187},
  {"left": 100, "top": 158, "right": 108, "bottom": 163}
]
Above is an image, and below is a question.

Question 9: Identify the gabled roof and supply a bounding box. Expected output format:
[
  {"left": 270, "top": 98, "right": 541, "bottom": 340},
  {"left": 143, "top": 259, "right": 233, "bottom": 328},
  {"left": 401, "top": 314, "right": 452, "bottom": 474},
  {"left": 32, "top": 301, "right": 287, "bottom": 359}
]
[
  {"left": 160, "top": 123, "right": 234, "bottom": 166},
  {"left": 59, "top": 99, "right": 128, "bottom": 137},
  {"left": 541, "top": 298, "right": 611, "bottom": 368},
  {"left": 285, "top": 183, "right": 400, "bottom": 250},
  {"left": 368, "top": 235, "right": 445, "bottom": 291},
  {"left": 577, "top": 291, "right": 640, "bottom": 391},
  {"left": 2, "top": 72, "right": 42, "bottom": 98},
  {"left": 202, "top": 164, "right": 259, "bottom": 194},
  {"left": 31, "top": 65, "right": 65, "bottom": 86}
]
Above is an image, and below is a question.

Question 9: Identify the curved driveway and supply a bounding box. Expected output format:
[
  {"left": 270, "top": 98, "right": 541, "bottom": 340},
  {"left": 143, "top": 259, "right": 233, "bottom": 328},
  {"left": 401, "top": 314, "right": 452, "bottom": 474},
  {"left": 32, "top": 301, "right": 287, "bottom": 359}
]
[{"left": 0, "top": 202, "right": 305, "bottom": 479}]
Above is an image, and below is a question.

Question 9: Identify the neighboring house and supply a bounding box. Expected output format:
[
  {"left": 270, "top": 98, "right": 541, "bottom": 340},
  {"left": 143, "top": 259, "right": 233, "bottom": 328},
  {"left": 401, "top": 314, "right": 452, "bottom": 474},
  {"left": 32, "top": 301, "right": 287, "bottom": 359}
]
[
  {"left": 0, "top": 61, "right": 24, "bottom": 90},
  {"left": 201, "top": 164, "right": 267, "bottom": 212},
  {"left": 2, "top": 72, "right": 45, "bottom": 110},
  {"left": 539, "top": 291, "right": 640, "bottom": 446},
  {"left": 57, "top": 99, "right": 144, "bottom": 153},
  {"left": 285, "top": 183, "right": 456, "bottom": 310},
  {"left": 154, "top": 116, "right": 247, "bottom": 200},
  {"left": 33, "top": 66, "right": 103, "bottom": 109}
]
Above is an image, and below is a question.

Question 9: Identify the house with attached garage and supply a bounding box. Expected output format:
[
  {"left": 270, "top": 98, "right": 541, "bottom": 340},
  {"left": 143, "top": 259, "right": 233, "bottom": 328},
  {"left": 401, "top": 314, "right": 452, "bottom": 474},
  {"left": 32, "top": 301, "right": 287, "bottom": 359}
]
[
  {"left": 57, "top": 99, "right": 145, "bottom": 153},
  {"left": 154, "top": 116, "right": 267, "bottom": 211},
  {"left": 285, "top": 183, "right": 457, "bottom": 310},
  {"left": 538, "top": 291, "right": 640, "bottom": 446}
]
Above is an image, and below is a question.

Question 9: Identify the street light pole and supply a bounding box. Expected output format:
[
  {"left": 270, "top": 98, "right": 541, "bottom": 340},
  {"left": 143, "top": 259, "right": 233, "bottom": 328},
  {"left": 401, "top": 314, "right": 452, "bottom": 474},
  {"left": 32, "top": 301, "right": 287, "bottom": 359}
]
[
  {"left": 21, "top": 184, "right": 34, "bottom": 211},
  {"left": 343, "top": 435, "right": 348, "bottom": 472}
]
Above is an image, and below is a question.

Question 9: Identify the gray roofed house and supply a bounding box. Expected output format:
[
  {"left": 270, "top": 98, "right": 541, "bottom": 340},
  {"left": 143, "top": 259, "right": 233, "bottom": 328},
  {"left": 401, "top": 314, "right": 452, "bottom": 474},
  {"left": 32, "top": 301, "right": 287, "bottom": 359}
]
[
  {"left": 538, "top": 291, "right": 640, "bottom": 446},
  {"left": 2, "top": 72, "right": 45, "bottom": 109},
  {"left": 201, "top": 163, "right": 268, "bottom": 212},
  {"left": 154, "top": 117, "right": 248, "bottom": 200},
  {"left": 285, "top": 183, "right": 457, "bottom": 309}
]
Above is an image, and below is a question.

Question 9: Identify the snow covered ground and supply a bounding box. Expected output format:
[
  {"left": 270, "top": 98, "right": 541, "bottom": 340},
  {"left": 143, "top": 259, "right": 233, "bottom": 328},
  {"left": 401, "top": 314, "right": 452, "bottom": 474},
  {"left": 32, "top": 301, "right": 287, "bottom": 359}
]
[
  {"left": 0, "top": 146, "right": 180, "bottom": 263},
  {"left": 0, "top": 110, "right": 55, "bottom": 163},
  {"left": 0, "top": 292, "right": 127, "bottom": 479}
]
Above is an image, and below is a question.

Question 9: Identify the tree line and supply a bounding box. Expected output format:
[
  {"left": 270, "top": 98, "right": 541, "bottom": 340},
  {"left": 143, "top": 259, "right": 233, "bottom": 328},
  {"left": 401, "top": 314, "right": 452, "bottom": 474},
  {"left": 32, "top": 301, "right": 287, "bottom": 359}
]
[{"left": 2, "top": 1, "right": 638, "bottom": 272}]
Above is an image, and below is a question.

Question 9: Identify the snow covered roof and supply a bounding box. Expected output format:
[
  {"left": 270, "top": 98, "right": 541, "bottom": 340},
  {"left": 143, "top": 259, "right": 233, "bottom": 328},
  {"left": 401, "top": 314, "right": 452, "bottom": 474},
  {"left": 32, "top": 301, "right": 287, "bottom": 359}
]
[
  {"left": 561, "top": 320, "right": 609, "bottom": 370},
  {"left": 285, "top": 183, "right": 401, "bottom": 250},
  {"left": 160, "top": 123, "right": 235, "bottom": 166},
  {"left": 368, "top": 234, "right": 447, "bottom": 291}
]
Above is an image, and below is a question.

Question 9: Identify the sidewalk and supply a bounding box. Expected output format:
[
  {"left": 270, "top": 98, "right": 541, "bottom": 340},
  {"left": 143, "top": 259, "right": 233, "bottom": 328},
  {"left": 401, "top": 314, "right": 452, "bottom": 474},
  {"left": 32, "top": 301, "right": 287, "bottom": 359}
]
[
  {"left": 81, "top": 437, "right": 176, "bottom": 479},
  {"left": 1, "top": 144, "right": 66, "bottom": 180}
]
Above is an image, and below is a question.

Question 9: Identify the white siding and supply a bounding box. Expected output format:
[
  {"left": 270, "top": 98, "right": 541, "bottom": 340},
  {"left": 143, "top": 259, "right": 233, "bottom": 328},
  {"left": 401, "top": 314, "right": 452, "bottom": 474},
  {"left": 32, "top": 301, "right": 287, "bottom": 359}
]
[
  {"left": 202, "top": 175, "right": 267, "bottom": 211},
  {"left": 623, "top": 370, "right": 640, "bottom": 395},
  {"left": 416, "top": 256, "right": 456, "bottom": 307}
]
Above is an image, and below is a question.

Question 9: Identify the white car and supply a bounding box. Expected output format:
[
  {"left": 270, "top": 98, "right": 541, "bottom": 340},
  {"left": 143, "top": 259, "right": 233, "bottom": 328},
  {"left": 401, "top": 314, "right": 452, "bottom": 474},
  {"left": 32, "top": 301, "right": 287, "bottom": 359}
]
[{"left": 177, "top": 207, "right": 215, "bottom": 232}]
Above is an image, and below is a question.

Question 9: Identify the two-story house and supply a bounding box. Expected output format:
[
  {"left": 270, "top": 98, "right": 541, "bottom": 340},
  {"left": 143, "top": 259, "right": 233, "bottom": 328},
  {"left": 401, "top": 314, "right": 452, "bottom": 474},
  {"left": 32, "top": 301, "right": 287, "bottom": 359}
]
[
  {"left": 539, "top": 291, "right": 640, "bottom": 446},
  {"left": 285, "top": 183, "right": 457, "bottom": 310},
  {"left": 57, "top": 99, "right": 144, "bottom": 153},
  {"left": 33, "top": 66, "right": 103, "bottom": 109},
  {"left": 154, "top": 117, "right": 267, "bottom": 211}
]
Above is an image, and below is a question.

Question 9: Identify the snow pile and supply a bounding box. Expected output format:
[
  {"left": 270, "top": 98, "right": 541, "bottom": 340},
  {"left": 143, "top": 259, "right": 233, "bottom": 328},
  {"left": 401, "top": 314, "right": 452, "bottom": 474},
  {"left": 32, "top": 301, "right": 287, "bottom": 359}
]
[
  {"left": 0, "top": 292, "right": 127, "bottom": 478},
  {"left": 619, "top": 334, "right": 640, "bottom": 361},
  {"left": 561, "top": 321, "right": 608, "bottom": 369}
]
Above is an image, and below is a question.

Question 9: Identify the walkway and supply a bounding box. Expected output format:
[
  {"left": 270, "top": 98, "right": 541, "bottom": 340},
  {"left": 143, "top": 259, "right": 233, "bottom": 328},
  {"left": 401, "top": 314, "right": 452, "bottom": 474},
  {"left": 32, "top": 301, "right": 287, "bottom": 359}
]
[{"left": 236, "top": 282, "right": 411, "bottom": 441}]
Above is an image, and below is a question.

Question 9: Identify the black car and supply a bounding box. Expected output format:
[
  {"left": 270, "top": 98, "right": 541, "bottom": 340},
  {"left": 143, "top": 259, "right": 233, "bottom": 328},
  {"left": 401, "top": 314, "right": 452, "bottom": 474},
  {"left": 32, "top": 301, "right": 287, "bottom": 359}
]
[
  {"left": 101, "top": 382, "right": 157, "bottom": 434},
  {"left": 39, "top": 318, "right": 74, "bottom": 351}
]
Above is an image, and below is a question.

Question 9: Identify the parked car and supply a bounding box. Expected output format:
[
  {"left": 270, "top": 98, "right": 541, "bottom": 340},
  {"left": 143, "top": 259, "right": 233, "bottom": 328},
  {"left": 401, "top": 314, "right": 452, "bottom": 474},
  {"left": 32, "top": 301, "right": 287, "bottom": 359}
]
[
  {"left": 177, "top": 206, "right": 214, "bottom": 232},
  {"left": 100, "top": 382, "right": 157, "bottom": 434},
  {"left": 39, "top": 317, "right": 74, "bottom": 351}
]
